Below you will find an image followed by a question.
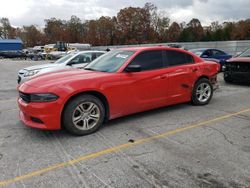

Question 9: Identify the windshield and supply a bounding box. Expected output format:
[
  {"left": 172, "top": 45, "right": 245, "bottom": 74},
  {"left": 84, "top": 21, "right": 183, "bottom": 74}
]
[
  {"left": 239, "top": 49, "right": 250, "bottom": 57},
  {"left": 54, "top": 54, "right": 74, "bottom": 64},
  {"left": 190, "top": 49, "right": 204, "bottom": 56},
  {"left": 84, "top": 50, "right": 135, "bottom": 72}
]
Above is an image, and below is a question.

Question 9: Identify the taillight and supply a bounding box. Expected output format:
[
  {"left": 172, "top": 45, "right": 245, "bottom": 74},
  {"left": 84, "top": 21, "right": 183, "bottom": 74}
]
[{"left": 217, "top": 63, "right": 221, "bottom": 72}]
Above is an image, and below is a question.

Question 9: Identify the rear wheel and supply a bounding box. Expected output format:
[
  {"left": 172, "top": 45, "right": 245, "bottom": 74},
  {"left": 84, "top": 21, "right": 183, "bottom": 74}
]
[
  {"left": 63, "top": 94, "right": 105, "bottom": 136},
  {"left": 192, "top": 78, "right": 213, "bottom": 105}
]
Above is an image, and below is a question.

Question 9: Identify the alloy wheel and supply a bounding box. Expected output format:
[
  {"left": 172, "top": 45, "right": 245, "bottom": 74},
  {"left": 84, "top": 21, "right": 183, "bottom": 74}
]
[
  {"left": 72, "top": 102, "right": 100, "bottom": 131},
  {"left": 196, "top": 83, "right": 212, "bottom": 103}
]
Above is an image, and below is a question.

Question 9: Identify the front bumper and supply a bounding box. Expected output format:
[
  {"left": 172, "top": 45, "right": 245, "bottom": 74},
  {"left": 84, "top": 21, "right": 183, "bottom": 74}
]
[
  {"left": 18, "top": 98, "right": 62, "bottom": 130},
  {"left": 224, "top": 71, "right": 250, "bottom": 83}
]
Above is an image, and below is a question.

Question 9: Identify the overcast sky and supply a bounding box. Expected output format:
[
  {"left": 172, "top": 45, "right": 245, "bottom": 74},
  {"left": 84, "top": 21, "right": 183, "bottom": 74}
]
[{"left": 0, "top": 0, "right": 249, "bottom": 27}]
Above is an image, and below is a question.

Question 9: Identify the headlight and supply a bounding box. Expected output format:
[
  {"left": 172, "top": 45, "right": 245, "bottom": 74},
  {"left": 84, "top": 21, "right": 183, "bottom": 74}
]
[
  {"left": 30, "top": 93, "right": 59, "bottom": 102},
  {"left": 24, "top": 69, "right": 40, "bottom": 77}
]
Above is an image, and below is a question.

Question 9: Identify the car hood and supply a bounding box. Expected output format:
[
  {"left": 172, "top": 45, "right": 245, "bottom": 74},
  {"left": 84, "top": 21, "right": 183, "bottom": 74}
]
[
  {"left": 227, "top": 57, "right": 250, "bottom": 63},
  {"left": 24, "top": 69, "right": 110, "bottom": 88},
  {"left": 23, "top": 63, "right": 58, "bottom": 71}
]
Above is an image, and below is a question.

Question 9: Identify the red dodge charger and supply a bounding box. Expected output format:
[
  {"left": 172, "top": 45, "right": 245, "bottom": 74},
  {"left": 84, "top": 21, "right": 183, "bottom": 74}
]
[{"left": 18, "top": 46, "right": 220, "bottom": 135}]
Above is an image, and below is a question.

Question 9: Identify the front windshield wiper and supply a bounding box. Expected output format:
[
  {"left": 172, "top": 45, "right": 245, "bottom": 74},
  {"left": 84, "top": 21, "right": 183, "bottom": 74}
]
[
  {"left": 84, "top": 67, "right": 97, "bottom": 71},
  {"left": 84, "top": 67, "right": 109, "bottom": 72}
]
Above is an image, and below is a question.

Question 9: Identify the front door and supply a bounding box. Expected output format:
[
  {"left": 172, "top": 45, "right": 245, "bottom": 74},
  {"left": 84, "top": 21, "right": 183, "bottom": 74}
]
[{"left": 120, "top": 50, "right": 169, "bottom": 115}]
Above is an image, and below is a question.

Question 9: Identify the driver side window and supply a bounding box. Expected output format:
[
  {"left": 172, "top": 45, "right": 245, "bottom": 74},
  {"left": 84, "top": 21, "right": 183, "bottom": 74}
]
[
  {"left": 69, "top": 54, "right": 91, "bottom": 64},
  {"left": 129, "top": 50, "right": 163, "bottom": 71},
  {"left": 203, "top": 50, "right": 212, "bottom": 57},
  {"left": 212, "top": 50, "right": 225, "bottom": 56}
]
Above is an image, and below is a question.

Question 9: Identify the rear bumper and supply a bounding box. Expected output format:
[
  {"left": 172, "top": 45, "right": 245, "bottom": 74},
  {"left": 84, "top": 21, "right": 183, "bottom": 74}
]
[
  {"left": 209, "top": 74, "right": 219, "bottom": 90},
  {"left": 18, "top": 98, "right": 61, "bottom": 130}
]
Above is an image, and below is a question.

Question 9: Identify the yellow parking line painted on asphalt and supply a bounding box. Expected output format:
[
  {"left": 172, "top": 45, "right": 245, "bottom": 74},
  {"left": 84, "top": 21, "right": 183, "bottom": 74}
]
[{"left": 0, "top": 107, "right": 250, "bottom": 187}]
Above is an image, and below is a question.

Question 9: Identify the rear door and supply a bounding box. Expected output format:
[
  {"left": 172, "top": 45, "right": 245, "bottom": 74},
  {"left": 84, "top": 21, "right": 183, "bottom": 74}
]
[{"left": 164, "top": 50, "right": 198, "bottom": 103}]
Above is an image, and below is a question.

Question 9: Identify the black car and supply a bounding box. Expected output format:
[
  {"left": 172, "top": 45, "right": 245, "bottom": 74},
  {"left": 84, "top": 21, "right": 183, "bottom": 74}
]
[
  {"left": 224, "top": 49, "right": 250, "bottom": 83},
  {"left": 0, "top": 51, "right": 27, "bottom": 59}
]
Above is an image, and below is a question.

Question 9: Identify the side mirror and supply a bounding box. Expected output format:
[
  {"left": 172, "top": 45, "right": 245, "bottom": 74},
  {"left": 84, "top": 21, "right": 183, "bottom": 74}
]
[
  {"left": 67, "top": 61, "right": 77, "bottom": 66},
  {"left": 125, "top": 65, "right": 141, "bottom": 72}
]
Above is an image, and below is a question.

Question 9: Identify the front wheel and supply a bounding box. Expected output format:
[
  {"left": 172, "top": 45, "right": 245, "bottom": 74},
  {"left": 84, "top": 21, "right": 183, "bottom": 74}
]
[
  {"left": 62, "top": 94, "right": 105, "bottom": 136},
  {"left": 191, "top": 78, "right": 213, "bottom": 105}
]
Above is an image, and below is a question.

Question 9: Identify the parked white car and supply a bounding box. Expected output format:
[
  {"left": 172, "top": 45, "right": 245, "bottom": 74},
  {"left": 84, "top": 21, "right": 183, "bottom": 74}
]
[{"left": 18, "top": 51, "right": 105, "bottom": 84}]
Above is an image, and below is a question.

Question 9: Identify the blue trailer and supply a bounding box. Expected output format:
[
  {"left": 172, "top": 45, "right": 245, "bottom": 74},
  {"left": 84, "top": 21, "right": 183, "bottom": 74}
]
[{"left": 0, "top": 39, "right": 23, "bottom": 51}]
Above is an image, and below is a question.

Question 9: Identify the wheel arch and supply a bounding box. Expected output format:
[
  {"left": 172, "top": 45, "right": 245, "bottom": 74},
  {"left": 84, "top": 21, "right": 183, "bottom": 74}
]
[
  {"left": 197, "top": 75, "right": 209, "bottom": 81},
  {"left": 192, "top": 75, "right": 209, "bottom": 88},
  {"left": 61, "top": 90, "right": 110, "bottom": 126}
]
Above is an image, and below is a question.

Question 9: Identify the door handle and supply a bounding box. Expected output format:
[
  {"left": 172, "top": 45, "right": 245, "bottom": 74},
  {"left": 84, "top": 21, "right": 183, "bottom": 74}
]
[
  {"left": 192, "top": 68, "right": 198, "bottom": 72},
  {"left": 160, "top": 75, "right": 167, "bottom": 79},
  {"left": 174, "top": 69, "right": 184, "bottom": 73}
]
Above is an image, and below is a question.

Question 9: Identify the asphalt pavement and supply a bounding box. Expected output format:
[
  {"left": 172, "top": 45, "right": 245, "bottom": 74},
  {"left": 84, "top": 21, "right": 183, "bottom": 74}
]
[{"left": 0, "top": 59, "right": 250, "bottom": 188}]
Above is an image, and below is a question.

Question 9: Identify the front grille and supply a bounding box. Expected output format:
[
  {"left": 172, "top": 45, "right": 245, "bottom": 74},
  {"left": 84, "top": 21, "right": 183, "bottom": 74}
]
[
  {"left": 225, "top": 62, "right": 250, "bottom": 72},
  {"left": 19, "top": 92, "right": 30, "bottom": 103},
  {"left": 30, "top": 117, "right": 44, "bottom": 124}
]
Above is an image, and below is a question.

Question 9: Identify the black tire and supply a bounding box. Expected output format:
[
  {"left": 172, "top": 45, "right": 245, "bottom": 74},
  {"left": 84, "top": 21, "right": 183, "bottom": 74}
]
[
  {"left": 62, "top": 94, "right": 105, "bottom": 136},
  {"left": 191, "top": 78, "right": 213, "bottom": 105}
]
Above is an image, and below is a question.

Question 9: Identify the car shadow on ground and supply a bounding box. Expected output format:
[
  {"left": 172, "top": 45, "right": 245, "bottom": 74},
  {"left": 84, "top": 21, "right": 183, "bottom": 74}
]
[
  {"left": 224, "top": 82, "right": 250, "bottom": 87},
  {"left": 103, "top": 103, "right": 190, "bottom": 128},
  {"left": 20, "top": 102, "right": 191, "bottom": 140}
]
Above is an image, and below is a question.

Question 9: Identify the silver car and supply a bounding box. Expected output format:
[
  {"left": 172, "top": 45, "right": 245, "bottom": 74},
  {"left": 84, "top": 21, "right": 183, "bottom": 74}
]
[{"left": 18, "top": 51, "right": 105, "bottom": 84}]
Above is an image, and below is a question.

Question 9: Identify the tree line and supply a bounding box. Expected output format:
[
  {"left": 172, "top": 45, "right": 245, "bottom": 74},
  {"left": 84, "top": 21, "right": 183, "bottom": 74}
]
[{"left": 0, "top": 3, "right": 250, "bottom": 48}]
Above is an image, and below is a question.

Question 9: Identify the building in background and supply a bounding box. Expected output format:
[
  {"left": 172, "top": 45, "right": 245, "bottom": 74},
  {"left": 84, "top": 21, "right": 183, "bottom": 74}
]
[{"left": 0, "top": 39, "right": 23, "bottom": 51}]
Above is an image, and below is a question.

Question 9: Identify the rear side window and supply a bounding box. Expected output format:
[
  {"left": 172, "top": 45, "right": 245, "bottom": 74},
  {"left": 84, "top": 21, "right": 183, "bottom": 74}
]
[
  {"left": 129, "top": 50, "right": 163, "bottom": 71},
  {"left": 165, "top": 50, "right": 194, "bottom": 66},
  {"left": 185, "top": 53, "right": 194, "bottom": 63}
]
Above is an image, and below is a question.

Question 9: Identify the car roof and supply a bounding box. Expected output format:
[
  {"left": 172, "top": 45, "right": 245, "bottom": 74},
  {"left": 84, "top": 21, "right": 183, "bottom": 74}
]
[
  {"left": 76, "top": 50, "right": 106, "bottom": 54},
  {"left": 115, "top": 46, "right": 185, "bottom": 52},
  {"left": 190, "top": 48, "right": 225, "bottom": 52},
  {"left": 63, "top": 50, "right": 105, "bottom": 60},
  {"left": 113, "top": 46, "right": 200, "bottom": 61}
]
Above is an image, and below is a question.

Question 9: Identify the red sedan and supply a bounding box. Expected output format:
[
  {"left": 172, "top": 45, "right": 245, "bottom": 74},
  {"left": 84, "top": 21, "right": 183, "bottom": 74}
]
[{"left": 18, "top": 46, "right": 220, "bottom": 135}]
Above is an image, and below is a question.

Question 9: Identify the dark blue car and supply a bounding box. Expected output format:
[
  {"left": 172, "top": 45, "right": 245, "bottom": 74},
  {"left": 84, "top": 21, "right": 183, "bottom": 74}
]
[{"left": 190, "top": 48, "right": 232, "bottom": 70}]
